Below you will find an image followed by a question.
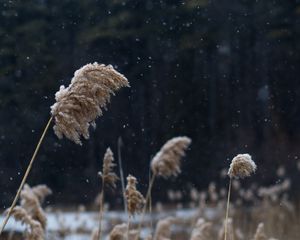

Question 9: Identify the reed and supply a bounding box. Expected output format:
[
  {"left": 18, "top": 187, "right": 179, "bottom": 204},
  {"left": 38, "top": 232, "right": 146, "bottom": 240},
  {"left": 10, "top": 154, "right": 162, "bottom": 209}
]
[
  {"left": 0, "top": 62, "right": 129, "bottom": 234},
  {"left": 97, "top": 148, "right": 119, "bottom": 240},
  {"left": 224, "top": 154, "right": 256, "bottom": 240}
]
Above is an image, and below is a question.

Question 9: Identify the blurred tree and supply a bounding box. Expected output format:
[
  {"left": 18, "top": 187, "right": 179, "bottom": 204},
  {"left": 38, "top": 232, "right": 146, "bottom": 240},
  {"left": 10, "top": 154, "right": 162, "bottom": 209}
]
[{"left": 0, "top": 0, "right": 299, "bottom": 205}]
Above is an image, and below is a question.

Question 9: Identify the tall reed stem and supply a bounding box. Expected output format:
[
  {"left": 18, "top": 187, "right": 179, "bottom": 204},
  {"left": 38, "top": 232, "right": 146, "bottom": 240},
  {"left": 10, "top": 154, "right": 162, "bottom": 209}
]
[
  {"left": 118, "top": 137, "right": 127, "bottom": 215},
  {"left": 224, "top": 178, "right": 232, "bottom": 240},
  {"left": 97, "top": 179, "right": 105, "bottom": 240},
  {"left": 0, "top": 116, "right": 53, "bottom": 235},
  {"left": 149, "top": 170, "right": 153, "bottom": 232},
  {"left": 135, "top": 173, "right": 156, "bottom": 240}
]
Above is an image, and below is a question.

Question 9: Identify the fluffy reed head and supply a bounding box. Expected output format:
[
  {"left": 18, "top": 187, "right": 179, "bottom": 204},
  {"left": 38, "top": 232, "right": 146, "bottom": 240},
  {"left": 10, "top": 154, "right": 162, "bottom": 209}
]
[
  {"left": 151, "top": 136, "right": 191, "bottom": 178},
  {"left": 228, "top": 153, "right": 256, "bottom": 179},
  {"left": 98, "top": 147, "right": 119, "bottom": 189},
  {"left": 51, "top": 62, "right": 129, "bottom": 144},
  {"left": 125, "top": 175, "right": 145, "bottom": 216},
  {"left": 20, "top": 184, "right": 51, "bottom": 229},
  {"left": 10, "top": 206, "right": 44, "bottom": 240}
]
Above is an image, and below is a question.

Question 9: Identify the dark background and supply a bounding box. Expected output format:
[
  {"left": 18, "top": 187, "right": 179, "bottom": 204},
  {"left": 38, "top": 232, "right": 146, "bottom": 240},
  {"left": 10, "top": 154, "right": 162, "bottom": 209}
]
[{"left": 0, "top": 0, "right": 300, "bottom": 207}]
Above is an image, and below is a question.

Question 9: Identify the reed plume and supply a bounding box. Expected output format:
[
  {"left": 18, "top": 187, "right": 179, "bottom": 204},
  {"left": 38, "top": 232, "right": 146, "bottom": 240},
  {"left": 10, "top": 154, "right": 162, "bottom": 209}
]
[
  {"left": 0, "top": 62, "right": 129, "bottom": 234},
  {"left": 51, "top": 62, "right": 129, "bottom": 145},
  {"left": 125, "top": 175, "right": 145, "bottom": 240},
  {"left": 224, "top": 153, "right": 256, "bottom": 240},
  {"left": 20, "top": 184, "right": 51, "bottom": 229},
  {"left": 125, "top": 175, "right": 145, "bottom": 216},
  {"left": 99, "top": 148, "right": 119, "bottom": 189},
  {"left": 228, "top": 154, "right": 257, "bottom": 179},
  {"left": 10, "top": 206, "right": 44, "bottom": 240},
  {"left": 137, "top": 136, "right": 191, "bottom": 239},
  {"left": 151, "top": 136, "right": 192, "bottom": 178},
  {"left": 97, "top": 147, "right": 119, "bottom": 240}
]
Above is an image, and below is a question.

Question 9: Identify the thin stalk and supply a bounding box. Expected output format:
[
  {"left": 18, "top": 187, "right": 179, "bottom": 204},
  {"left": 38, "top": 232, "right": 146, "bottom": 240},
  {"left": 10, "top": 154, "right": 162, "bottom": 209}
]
[
  {"left": 97, "top": 178, "right": 105, "bottom": 240},
  {"left": 118, "top": 137, "right": 127, "bottom": 215},
  {"left": 126, "top": 215, "right": 131, "bottom": 240},
  {"left": 149, "top": 170, "right": 153, "bottom": 232},
  {"left": 135, "top": 173, "right": 156, "bottom": 240},
  {"left": 224, "top": 178, "right": 232, "bottom": 240},
  {"left": 0, "top": 116, "right": 53, "bottom": 235}
]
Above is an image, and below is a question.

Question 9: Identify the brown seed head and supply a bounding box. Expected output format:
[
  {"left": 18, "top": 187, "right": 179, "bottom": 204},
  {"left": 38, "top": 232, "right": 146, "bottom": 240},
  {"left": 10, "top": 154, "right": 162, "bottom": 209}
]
[
  {"left": 99, "top": 147, "right": 119, "bottom": 189},
  {"left": 51, "top": 63, "right": 129, "bottom": 144},
  {"left": 151, "top": 136, "right": 191, "bottom": 178},
  {"left": 10, "top": 206, "right": 44, "bottom": 240},
  {"left": 20, "top": 184, "right": 49, "bottom": 229},
  {"left": 125, "top": 175, "right": 145, "bottom": 216},
  {"left": 228, "top": 154, "right": 256, "bottom": 179}
]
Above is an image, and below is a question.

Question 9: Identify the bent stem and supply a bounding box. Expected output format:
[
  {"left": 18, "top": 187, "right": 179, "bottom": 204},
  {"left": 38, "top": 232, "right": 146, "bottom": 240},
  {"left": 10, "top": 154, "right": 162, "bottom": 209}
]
[
  {"left": 224, "top": 178, "right": 232, "bottom": 240},
  {"left": 0, "top": 116, "right": 53, "bottom": 235},
  {"left": 135, "top": 173, "right": 156, "bottom": 240}
]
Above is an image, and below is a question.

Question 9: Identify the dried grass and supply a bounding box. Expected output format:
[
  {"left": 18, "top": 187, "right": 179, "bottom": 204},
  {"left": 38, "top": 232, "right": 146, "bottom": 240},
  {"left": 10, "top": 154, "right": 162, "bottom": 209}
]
[
  {"left": 10, "top": 206, "right": 44, "bottom": 240},
  {"left": 51, "top": 62, "right": 129, "bottom": 144},
  {"left": 20, "top": 184, "right": 51, "bottom": 229},
  {"left": 99, "top": 147, "right": 119, "bottom": 189},
  {"left": 151, "top": 136, "right": 191, "bottom": 178},
  {"left": 125, "top": 175, "right": 145, "bottom": 216},
  {"left": 228, "top": 154, "right": 256, "bottom": 179}
]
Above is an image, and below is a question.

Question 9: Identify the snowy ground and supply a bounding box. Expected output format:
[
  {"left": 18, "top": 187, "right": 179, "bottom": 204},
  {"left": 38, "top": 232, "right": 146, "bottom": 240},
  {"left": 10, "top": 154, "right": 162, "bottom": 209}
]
[{"left": 0, "top": 207, "right": 219, "bottom": 239}]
